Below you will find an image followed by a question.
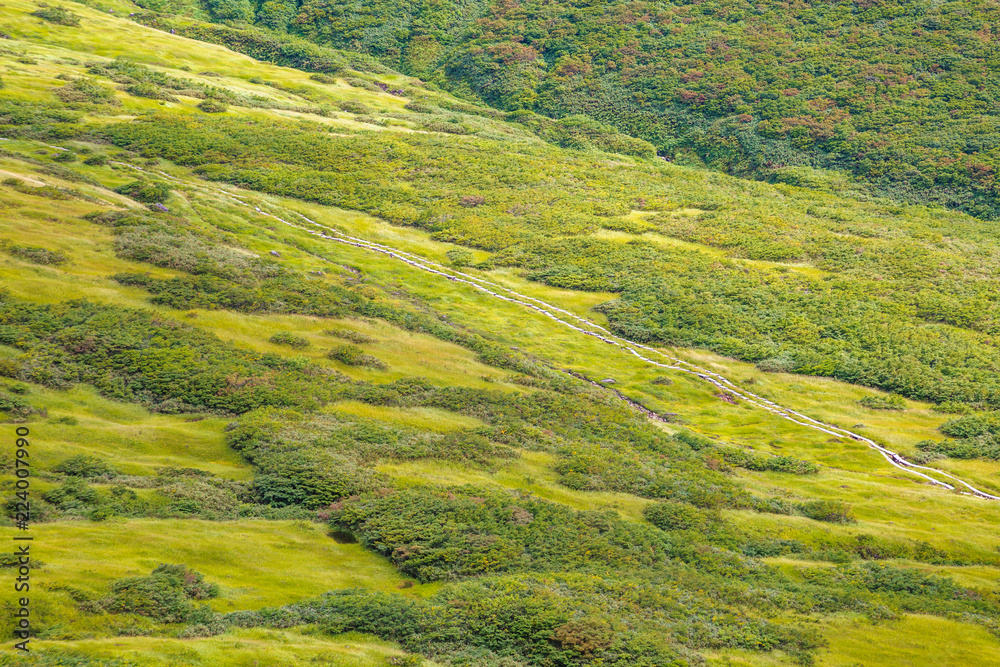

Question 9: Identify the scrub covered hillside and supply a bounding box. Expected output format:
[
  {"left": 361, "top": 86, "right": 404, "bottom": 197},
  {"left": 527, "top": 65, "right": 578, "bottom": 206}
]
[
  {"left": 192, "top": 0, "right": 1000, "bottom": 220},
  {"left": 0, "top": 2, "right": 999, "bottom": 667}
]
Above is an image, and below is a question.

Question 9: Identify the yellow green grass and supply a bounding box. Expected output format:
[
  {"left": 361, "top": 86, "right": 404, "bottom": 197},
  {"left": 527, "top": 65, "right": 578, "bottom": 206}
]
[{"left": 33, "top": 630, "right": 425, "bottom": 667}]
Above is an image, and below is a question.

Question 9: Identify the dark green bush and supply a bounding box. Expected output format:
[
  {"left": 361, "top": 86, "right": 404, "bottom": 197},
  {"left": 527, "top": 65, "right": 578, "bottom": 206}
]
[
  {"left": 52, "top": 78, "right": 120, "bottom": 106},
  {"left": 42, "top": 478, "right": 100, "bottom": 512},
  {"left": 268, "top": 331, "right": 309, "bottom": 349},
  {"left": 94, "top": 564, "right": 219, "bottom": 623},
  {"left": 858, "top": 395, "right": 906, "bottom": 411},
  {"left": 31, "top": 6, "right": 81, "bottom": 26},
  {"left": 197, "top": 98, "right": 228, "bottom": 113},
  {"left": 309, "top": 73, "right": 340, "bottom": 84},
  {"left": 4, "top": 243, "right": 68, "bottom": 265},
  {"left": 323, "top": 328, "right": 374, "bottom": 344},
  {"left": 53, "top": 454, "right": 117, "bottom": 478},
  {"left": 328, "top": 345, "right": 386, "bottom": 370},
  {"left": 115, "top": 180, "right": 171, "bottom": 204},
  {"left": 644, "top": 500, "right": 713, "bottom": 531},
  {"left": 798, "top": 499, "right": 855, "bottom": 524},
  {"left": 337, "top": 100, "right": 374, "bottom": 115}
]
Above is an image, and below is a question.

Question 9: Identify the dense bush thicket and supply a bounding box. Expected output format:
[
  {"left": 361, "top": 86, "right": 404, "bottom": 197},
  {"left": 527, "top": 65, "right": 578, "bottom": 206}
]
[
  {"left": 332, "top": 486, "right": 683, "bottom": 579},
  {"left": 919, "top": 411, "right": 1000, "bottom": 460},
  {"left": 204, "top": 0, "right": 1000, "bottom": 220}
]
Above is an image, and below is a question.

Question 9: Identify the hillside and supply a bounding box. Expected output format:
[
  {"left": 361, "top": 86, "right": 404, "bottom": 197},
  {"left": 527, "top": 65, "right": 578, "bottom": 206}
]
[
  {"left": 183, "top": 0, "right": 1000, "bottom": 220},
  {"left": 0, "top": 2, "right": 999, "bottom": 666}
]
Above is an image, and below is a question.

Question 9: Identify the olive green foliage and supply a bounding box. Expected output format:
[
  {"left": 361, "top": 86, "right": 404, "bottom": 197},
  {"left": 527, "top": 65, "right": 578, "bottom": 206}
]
[
  {"left": 268, "top": 331, "right": 309, "bottom": 348},
  {"left": 327, "top": 344, "right": 386, "bottom": 370},
  {"left": 31, "top": 5, "right": 80, "bottom": 26},
  {"left": 52, "top": 77, "right": 121, "bottom": 106},
  {"left": 644, "top": 499, "right": 716, "bottom": 532},
  {"left": 510, "top": 110, "right": 656, "bottom": 158},
  {"left": 329, "top": 485, "right": 731, "bottom": 578},
  {"left": 52, "top": 454, "right": 118, "bottom": 478},
  {"left": 1, "top": 176, "right": 74, "bottom": 200},
  {"left": 83, "top": 153, "right": 109, "bottom": 166},
  {"left": 3, "top": 17, "right": 1000, "bottom": 665},
  {"left": 0, "top": 240, "right": 68, "bottom": 265},
  {"left": 222, "top": 581, "right": 703, "bottom": 666},
  {"left": 918, "top": 411, "right": 1000, "bottom": 460},
  {"left": 445, "top": 248, "right": 472, "bottom": 267},
  {"left": 714, "top": 446, "right": 819, "bottom": 475},
  {"left": 231, "top": 485, "right": 996, "bottom": 664},
  {"left": 323, "top": 327, "right": 374, "bottom": 344},
  {"left": 309, "top": 72, "right": 340, "bottom": 84},
  {"left": 114, "top": 179, "right": 171, "bottom": 204},
  {"left": 225, "top": 0, "right": 1000, "bottom": 220},
  {"left": 858, "top": 395, "right": 906, "bottom": 411},
  {"left": 96, "top": 211, "right": 539, "bottom": 375},
  {"left": 0, "top": 388, "right": 37, "bottom": 421},
  {"left": 85, "top": 56, "right": 319, "bottom": 112},
  {"left": 205, "top": 0, "right": 254, "bottom": 23},
  {"left": 197, "top": 98, "right": 228, "bottom": 113},
  {"left": 130, "top": 12, "right": 383, "bottom": 75},
  {"left": 86, "top": 564, "right": 219, "bottom": 623},
  {"left": 797, "top": 499, "right": 856, "bottom": 524},
  {"left": 42, "top": 477, "right": 101, "bottom": 512}
]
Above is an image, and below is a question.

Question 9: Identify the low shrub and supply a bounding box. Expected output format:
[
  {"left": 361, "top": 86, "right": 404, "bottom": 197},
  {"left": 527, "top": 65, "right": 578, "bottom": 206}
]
[
  {"left": 31, "top": 6, "right": 81, "bottom": 26},
  {"left": 644, "top": 499, "right": 714, "bottom": 531},
  {"left": 858, "top": 395, "right": 905, "bottom": 411},
  {"left": 197, "top": 98, "right": 228, "bottom": 113},
  {"left": 91, "top": 564, "right": 219, "bottom": 623},
  {"left": 115, "top": 180, "right": 170, "bottom": 204},
  {"left": 336, "top": 100, "right": 374, "bottom": 115},
  {"left": 53, "top": 454, "right": 117, "bottom": 478},
  {"left": 328, "top": 345, "right": 386, "bottom": 370},
  {"left": 323, "top": 328, "right": 374, "bottom": 344},
  {"left": 309, "top": 73, "right": 340, "bottom": 84},
  {"left": 446, "top": 248, "right": 474, "bottom": 266},
  {"left": 4, "top": 243, "right": 68, "bottom": 265},
  {"left": 798, "top": 499, "right": 855, "bottom": 524},
  {"left": 269, "top": 331, "right": 309, "bottom": 349}
]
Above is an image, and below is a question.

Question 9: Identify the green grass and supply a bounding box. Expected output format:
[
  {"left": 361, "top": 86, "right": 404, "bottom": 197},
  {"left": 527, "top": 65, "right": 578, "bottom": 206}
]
[
  {"left": 0, "top": 380, "right": 245, "bottom": 478},
  {"left": 33, "top": 629, "right": 423, "bottom": 667},
  {"left": 708, "top": 613, "right": 1000, "bottom": 666}
]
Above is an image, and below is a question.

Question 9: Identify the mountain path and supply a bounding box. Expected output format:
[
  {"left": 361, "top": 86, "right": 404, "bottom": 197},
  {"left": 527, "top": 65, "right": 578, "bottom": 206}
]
[{"left": 118, "top": 162, "right": 1000, "bottom": 501}]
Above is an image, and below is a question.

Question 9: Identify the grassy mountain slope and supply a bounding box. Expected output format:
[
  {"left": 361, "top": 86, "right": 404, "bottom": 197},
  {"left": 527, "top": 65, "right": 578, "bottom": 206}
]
[
  {"left": 177, "top": 0, "right": 1000, "bottom": 220},
  {"left": 0, "top": 3, "right": 998, "bottom": 666}
]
